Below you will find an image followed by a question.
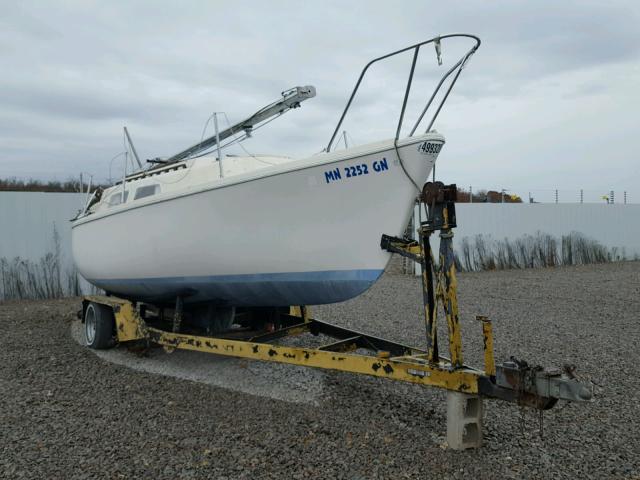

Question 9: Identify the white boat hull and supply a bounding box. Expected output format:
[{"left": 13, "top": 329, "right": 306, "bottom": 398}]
[{"left": 72, "top": 133, "right": 444, "bottom": 306}]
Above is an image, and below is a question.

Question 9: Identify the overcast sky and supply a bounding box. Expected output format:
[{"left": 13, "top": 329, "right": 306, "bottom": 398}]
[{"left": 1, "top": 1, "right": 639, "bottom": 202}]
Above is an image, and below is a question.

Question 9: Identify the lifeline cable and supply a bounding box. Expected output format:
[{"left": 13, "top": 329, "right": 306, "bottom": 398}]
[{"left": 394, "top": 139, "right": 422, "bottom": 193}]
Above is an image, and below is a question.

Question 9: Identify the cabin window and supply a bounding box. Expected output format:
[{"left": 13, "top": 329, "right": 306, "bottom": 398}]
[
  {"left": 134, "top": 184, "right": 160, "bottom": 200},
  {"left": 107, "top": 191, "right": 129, "bottom": 206}
]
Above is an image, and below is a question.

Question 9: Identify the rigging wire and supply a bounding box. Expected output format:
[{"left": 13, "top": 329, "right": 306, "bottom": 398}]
[
  {"left": 222, "top": 112, "right": 276, "bottom": 165},
  {"left": 189, "top": 112, "right": 284, "bottom": 161},
  {"left": 394, "top": 140, "right": 421, "bottom": 193},
  {"left": 149, "top": 111, "right": 223, "bottom": 185},
  {"left": 119, "top": 108, "right": 283, "bottom": 186},
  {"left": 150, "top": 157, "right": 196, "bottom": 185},
  {"left": 108, "top": 152, "right": 127, "bottom": 184},
  {"left": 106, "top": 87, "right": 303, "bottom": 191},
  {"left": 345, "top": 131, "right": 357, "bottom": 148},
  {"left": 199, "top": 114, "right": 216, "bottom": 150}
]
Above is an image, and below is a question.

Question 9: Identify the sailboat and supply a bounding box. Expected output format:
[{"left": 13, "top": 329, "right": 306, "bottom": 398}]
[{"left": 72, "top": 34, "right": 480, "bottom": 308}]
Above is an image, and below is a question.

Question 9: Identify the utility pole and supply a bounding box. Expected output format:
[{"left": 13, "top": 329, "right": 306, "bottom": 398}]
[
  {"left": 580, "top": 189, "right": 583, "bottom": 204},
  {"left": 469, "top": 186, "right": 473, "bottom": 203}
]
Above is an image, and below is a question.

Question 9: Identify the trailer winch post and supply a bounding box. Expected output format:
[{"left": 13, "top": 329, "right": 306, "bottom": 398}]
[
  {"left": 418, "top": 182, "right": 464, "bottom": 369},
  {"left": 419, "top": 182, "right": 482, "bottom": 447}
]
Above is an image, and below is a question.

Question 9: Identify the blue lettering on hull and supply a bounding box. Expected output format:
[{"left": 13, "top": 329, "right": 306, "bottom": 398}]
[
  {"left": 324, "top": 158, "right": 389, "bottom": 184},
  {"left": 324, "top": 167, "right": 342, "bottom": 183}
]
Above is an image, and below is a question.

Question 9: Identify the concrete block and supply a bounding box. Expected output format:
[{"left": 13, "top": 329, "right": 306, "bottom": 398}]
[{"left": 446, "top": 391, "right": 483, "bottom": 449}]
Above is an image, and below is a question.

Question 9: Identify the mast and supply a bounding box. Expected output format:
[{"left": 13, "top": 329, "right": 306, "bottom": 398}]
[{"left": 165, "top": 86, "right": 316, "bottom": 164}]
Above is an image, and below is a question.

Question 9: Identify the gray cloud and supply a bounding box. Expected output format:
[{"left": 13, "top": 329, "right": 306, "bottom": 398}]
[{"left": 0, "top": 0, "right": 638, "bottom": 200}]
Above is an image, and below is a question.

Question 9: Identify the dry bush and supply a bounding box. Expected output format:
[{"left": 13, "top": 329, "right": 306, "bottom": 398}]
[
  {"left": 455, "top": 231, "right": 625, "bottom": 272},
  {"left": 0, "top": 226, "right": 91, "bottom": 301}
]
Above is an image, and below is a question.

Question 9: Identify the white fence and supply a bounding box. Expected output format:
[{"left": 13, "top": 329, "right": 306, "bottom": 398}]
[
  {"left": 1, "top": 193, "right": 638, "bottom": 295},
  {"left": 415, "top": 203, "right": 640, "bottom": 273},
  {"left": 0, "top": 192, "right": 85, "bottom": 262},
  {"left": 0, "top": 192, "right": 86, "bottom": 299}
]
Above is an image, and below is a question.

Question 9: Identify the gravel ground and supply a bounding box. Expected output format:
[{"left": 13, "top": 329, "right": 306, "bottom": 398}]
[
  {"left": 68, "top": 321, "right": 326, "bottom": 405},
  {"left": 1, "top": 262, "right": 639, "bottom": 479}
]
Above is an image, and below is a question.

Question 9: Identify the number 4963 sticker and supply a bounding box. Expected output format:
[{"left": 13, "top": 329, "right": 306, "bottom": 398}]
[{"left": 418, "top": 141, "right": 443, "bottom": 155}]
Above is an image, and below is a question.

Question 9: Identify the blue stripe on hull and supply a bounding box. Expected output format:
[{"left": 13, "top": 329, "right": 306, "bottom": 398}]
[{"left": 89, "top": 269, "right": 384, "bottom": 306}]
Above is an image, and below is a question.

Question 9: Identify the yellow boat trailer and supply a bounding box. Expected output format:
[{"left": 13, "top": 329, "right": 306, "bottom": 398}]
[{"left": 81, "top": 182, "right": 591, "bottom": 449}]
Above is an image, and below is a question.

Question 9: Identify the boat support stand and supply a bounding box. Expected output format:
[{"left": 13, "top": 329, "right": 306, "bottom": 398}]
[{"left": 81, "top": 182, "right": 591, "bottom": 449}]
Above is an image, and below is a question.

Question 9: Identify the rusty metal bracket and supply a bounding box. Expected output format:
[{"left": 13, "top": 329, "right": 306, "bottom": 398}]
[
  {"left": 380, "top": 181, "right": 593, "bottom": 409},
  {"left": 476, "top": 316, "right": 496, "bottom": 378}
]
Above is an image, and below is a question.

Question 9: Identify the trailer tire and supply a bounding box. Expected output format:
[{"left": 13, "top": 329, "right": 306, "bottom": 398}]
[{"left": 84, "top": 302, "right": 115, "bottom": 349}]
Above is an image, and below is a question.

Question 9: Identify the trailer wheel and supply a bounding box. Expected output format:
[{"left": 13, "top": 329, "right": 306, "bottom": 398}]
[{"left": 84, "top": 302, "right": 115, "bottom": 349}]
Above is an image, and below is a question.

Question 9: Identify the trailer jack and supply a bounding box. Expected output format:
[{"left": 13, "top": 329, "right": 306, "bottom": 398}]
[{"left": 81, "top": 182, "right": 591, "bottom": 449}]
